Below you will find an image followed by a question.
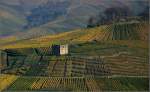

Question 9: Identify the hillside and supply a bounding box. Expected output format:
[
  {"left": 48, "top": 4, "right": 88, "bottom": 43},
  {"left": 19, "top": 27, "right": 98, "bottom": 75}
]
[
  {"left": 0, "top": 20, "right": 149, "bottom": 92},
  {"left": 0, "top": 4, "right": 26, "bottom": 37},
  {"left": 0, "top": 22, "right": 148, "bottom": 49},
  {"left": 0, "top": 0, "right": 149, "bottom": 38}
]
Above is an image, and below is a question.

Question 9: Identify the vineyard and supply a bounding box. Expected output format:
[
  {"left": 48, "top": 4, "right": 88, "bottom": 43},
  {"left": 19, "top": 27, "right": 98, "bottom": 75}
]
[
  {"left": 103, "top": 54, "right": 149, "bottom": 76},
  {"left": 2, "top": 52, "right": 148, "bottom": 77},
  {"left": 2, "top": 55, "right": 111, "bottom": 77},
  {"left": 0, "top": 22, "right": 148, "bottom": 49},
  {"left": 0, "top": 22, "right": 149, "bottom": 91},
  {"left": 1, "top": 43, "right": 148, "bottom": 92},
  {"left": 5, "top": 77, "right": 149, "bottom": 91}
]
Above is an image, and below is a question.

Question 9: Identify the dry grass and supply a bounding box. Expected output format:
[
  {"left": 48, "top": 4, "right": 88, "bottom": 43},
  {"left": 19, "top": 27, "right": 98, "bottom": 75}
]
[{"left": 0, "top": 74, "right": 18, "bottom": 91}]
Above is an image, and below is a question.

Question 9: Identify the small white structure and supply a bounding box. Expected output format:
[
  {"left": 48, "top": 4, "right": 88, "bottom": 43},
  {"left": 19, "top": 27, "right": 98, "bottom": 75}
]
[
  {"left": 60, "top": 45, "right": 69, "bottom": 55},
  {"left": 52, "top": 44, "right": 69, "bottom": 56}
]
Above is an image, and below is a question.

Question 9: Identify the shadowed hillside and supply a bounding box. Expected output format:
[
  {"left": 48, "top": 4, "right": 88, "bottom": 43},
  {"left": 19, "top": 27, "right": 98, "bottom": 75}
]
[
  {"left": 0, "top": 4, "right": 26, "bottom": 37},
  {"left": 0, "top": 0, "right": 148, "bottom": 38}
]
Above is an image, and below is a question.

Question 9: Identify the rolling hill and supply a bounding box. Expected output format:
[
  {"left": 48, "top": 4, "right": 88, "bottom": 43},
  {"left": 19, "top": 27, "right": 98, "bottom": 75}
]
[
  {"left": 0, "top": 22, "right": 148, "bottom": 49},
  {"left": 0, "top": 0, "right": 149, "bottom": 39},
  {"left": 0, "top": 4, "right": 26, "bottom": 37}
]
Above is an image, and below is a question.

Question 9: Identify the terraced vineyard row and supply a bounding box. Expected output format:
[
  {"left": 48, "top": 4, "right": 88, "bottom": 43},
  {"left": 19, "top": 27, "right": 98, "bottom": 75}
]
[
  {"left": 95, "top": 23, "right": 148, "bottom": 41},
  {"left": 71, "top": 57, "right": 111, "bottom": 77},
  {"left": 1, "top": 22, "right": 148, "bottom": 49},
  {"left": 3, "top": 53, "right": 148, "bottom": 77},
  {"left": 31, "top": 77, "right": 88, "bottom": 91},
  {"left": 6, "top": 77, "right": 149, "bottom": 91},
  {"left": 75, "top": 23, "right": 148, "bottom": 42},
  {"left": 103, "top": 54, "right": 149, "bottom": 76},
  {"left": 95, "top": 77, "right": 149, "bottom": 91},
  {"left": 3, "top": 55, "right": 111, "bottom": 77}
]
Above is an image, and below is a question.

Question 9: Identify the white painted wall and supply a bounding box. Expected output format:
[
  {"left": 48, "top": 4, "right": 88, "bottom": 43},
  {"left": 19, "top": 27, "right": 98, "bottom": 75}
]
[{"left": 60, "top": 45, "right": 68, "bottom": 55}]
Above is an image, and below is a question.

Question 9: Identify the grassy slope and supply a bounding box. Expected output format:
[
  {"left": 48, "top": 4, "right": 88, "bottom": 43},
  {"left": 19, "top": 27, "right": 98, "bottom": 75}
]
[
  {"left": 0, "top": 22, "right": 148, "bottom": 49},
  {"left": 0, "top": 36, "right": 17, "bottom": 45},
  {"left": 0, "top": 74, "right": 18, "bottom": 91}
]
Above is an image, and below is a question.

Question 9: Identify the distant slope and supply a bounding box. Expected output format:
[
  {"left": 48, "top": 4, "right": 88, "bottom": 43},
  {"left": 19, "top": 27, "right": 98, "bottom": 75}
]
[
  {"left": 0, "top": 4, "right": 26, "bottom": 37},
  {"left": 18, "top": 16, "right": 89, "bottom": 39},
  {"left": 12, "top": 0, "right": 149, "bottom": 39},
  {"left": 0, "top": 0, "right": 148, "bottom": 38},
  {"left": 33, "top": 22, "right": 148, "bottom": 42},
  {"left": 0, "top": 22, "right": 148, "bottom": 49},
  {"left": 17, "top": 4, "right": 101, "bottom": 39}
]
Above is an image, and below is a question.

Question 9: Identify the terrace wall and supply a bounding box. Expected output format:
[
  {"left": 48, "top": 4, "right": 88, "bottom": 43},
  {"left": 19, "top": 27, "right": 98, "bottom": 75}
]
[{"left": 0, "top": 50, "right": 8, "bottom": 72}]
